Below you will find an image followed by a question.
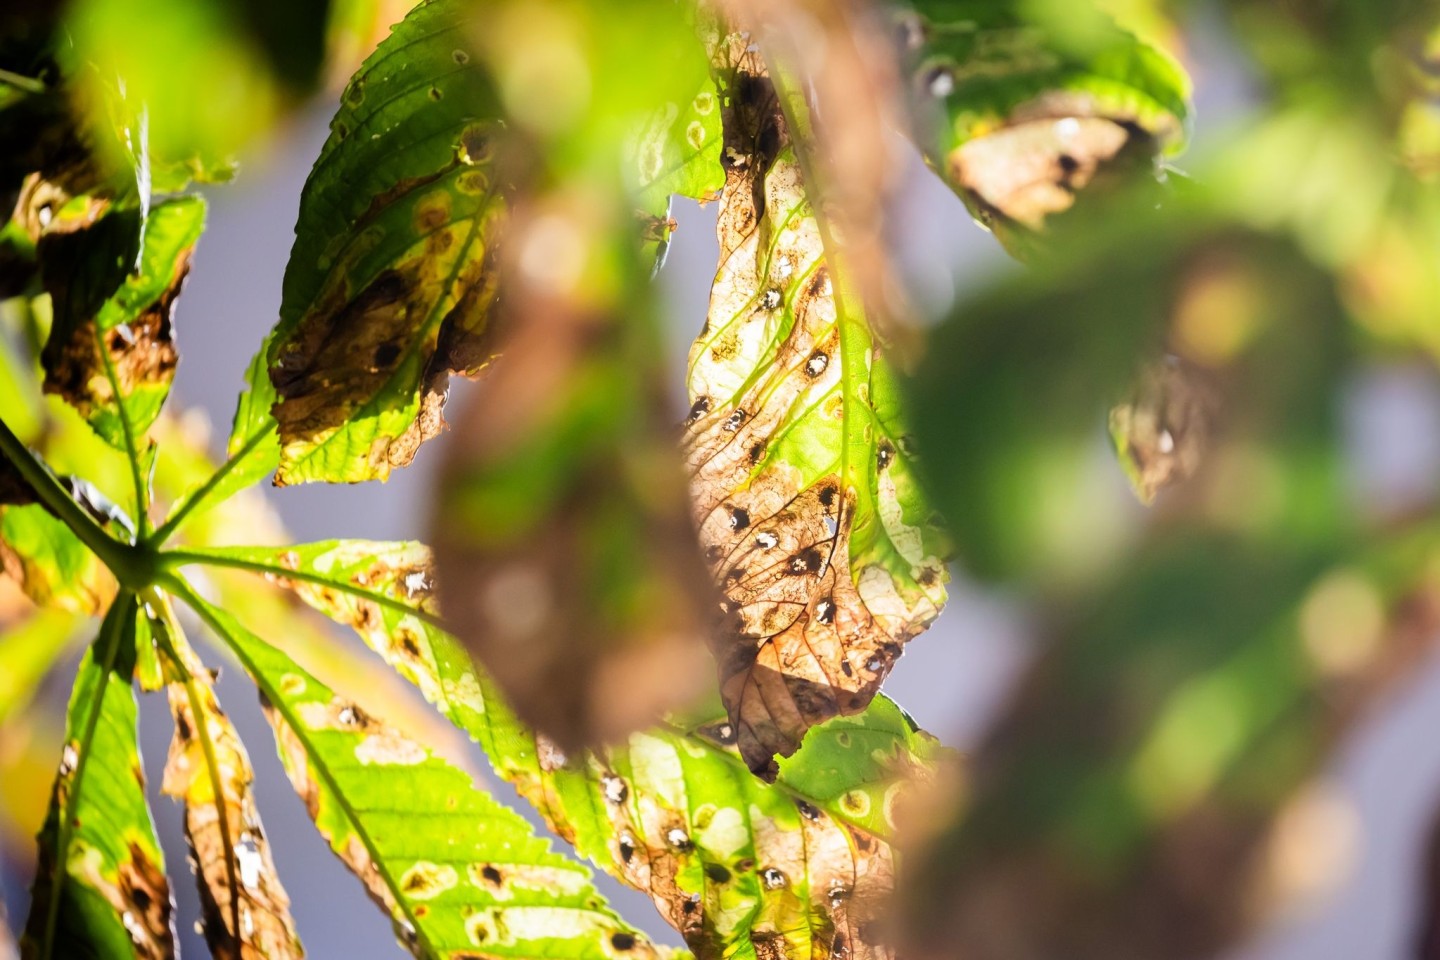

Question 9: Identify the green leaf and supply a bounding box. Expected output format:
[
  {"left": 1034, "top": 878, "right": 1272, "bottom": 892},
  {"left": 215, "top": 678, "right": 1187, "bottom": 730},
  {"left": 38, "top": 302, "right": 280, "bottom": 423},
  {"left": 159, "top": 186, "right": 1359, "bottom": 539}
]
[
  {"left": 898, "top": 0, "right": 1189, "bottom": 250},
  {"left": 683, "top": 39, "right": 949, "bottom": 774},
  {"left": 40, "top": 195, "right": 203, "bottom": 451},
  {"left": 172, "top": 541, "right": 941, "bottom": 959},
  {"left": 21, "top": 593, "right": 176, "bottom": 960},
  {"left": 172, "top": 583, "right": 668, "bottom": 960},
  {"left": 0, "top": 503, "right": 117, "bottom": 614},
  {"left": 630, "top": 68, "right": 724, "bottom": 213},
  {"left": 150, "top": 602, "right": 304, "bottom": 958},
  {"left": 268, "top": 0, "right": 508, "bottom": 485},
  {"left": 772, "top": 697, "right": 946, "bottom": 840}
]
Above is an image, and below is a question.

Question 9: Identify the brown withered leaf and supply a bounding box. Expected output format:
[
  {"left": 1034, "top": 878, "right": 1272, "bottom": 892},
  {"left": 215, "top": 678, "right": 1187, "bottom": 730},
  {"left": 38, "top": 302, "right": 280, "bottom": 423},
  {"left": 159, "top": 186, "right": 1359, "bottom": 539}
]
[
  {"left": 432, "top": 191, "right": 716, "bottom": 749},
  {"left": 159, "top": 633, "right": 302, "bottom": 959},
  {"left": 718, "top": 0, "right": 913, "bottom": 339},
  {"left": 683, "top": 39, "right": 948, "bottom": 776}
]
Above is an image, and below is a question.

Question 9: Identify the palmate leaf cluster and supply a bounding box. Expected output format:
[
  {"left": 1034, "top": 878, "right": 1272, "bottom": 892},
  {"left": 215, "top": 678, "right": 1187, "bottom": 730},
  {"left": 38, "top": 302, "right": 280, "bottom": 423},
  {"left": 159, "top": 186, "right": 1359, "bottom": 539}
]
[{"left": 1, "top": 1, "right": 1438, "bottom": 960}]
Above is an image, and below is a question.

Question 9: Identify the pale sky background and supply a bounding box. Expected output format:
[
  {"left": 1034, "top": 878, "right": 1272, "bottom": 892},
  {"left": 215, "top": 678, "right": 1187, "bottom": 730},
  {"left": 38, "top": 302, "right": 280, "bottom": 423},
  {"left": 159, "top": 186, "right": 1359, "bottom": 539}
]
[{"left": 7, "top": 4, "right": 1440, "bottom": 956}]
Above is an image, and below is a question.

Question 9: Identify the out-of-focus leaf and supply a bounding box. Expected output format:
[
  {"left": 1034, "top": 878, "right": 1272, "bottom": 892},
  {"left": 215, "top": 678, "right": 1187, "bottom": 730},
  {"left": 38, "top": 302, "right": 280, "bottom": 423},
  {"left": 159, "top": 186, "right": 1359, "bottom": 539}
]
[
  {"left": 0, "top": 606, "right": 79, "bottom": 727},
  {"left": 0, "top": 906, "right": 14, "bottom": 960},
  {"left": 684, "top": 38, "right": 948, "bottom": 775},
  {"left": 21, "top": 594, "right": 176, "bottom": 960},
  {"left": 268, "top": 0, "right": 509, "bottom": 485},
  {"left": 322, "top": 0, "right": 418, "bottom": 91},
  {"left": 899, "top": 527, "right": 1440, "bottom": 960},
  {"left": 40, "top": 195, "right": 203, "bottom": 454},
  {"left": 0, "top": 503, "right": 116, "bottom": 613},
  {"left": 420, "top": 0, "right": 721, "bottom": 746},
  {"left": 906, "top": 208, "right": 1345, "bottom": 581},
  {"left": 152, "top": 606, "right": 304, "bottom": 960},
  {"left": 1108, "top": 356, "right": 1217, "bottom": 504},
  {"left": 175, "top": 587, "right": 667, "bottom": 960},
  {"left": 184, "top": 540, "right": 941, "bottom": 958},
  {"left": 432, "top": 181, "right": 715, "bottom": 748},
  {"left": 898, "top": 0, "right": 1190, "bottom": 253},
  {"left": 64, "top": 0, "right": 325, "bottom": 174},
  {"left": 899, "top": 191, "right": 1398, "bottom": 959}
]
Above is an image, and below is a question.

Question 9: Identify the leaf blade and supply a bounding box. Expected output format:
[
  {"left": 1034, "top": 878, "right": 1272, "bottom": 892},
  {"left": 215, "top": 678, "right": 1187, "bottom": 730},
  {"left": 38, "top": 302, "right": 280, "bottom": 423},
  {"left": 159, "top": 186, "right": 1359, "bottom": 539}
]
[
  {"left": 684, "top": 37, "right": 949, "bottom": 774},
  {"left": 269, "top": 0, "right": 508, "bottom": 485},
  {"left": 21, "top": 593, "right": 176, "bottom": 960},
  {"left": 150, "top": 600, "right": 304, "bottom": 959},
  {"left": 176, "top": 540, "right": 942, "bottom": 959},
  {"left": 173, "top": 582, "right": 666, "bottom": 960}
]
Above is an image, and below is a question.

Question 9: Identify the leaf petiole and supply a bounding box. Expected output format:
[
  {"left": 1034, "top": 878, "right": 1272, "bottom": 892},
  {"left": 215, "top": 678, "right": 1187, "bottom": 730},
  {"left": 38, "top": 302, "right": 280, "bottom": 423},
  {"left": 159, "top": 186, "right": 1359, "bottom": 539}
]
[
  {"left": 148, "top": 420, "right": 277, "bottom": 546},
  {"left": 0, "top": 415, "right": 152, "bottom": 586}
]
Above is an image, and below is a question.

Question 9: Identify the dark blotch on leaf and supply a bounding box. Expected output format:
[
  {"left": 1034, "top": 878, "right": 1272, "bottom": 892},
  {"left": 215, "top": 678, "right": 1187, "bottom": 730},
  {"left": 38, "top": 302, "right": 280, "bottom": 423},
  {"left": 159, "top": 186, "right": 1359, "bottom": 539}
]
[
  {"left": 612, "top": 933, "right": 637, "bottom": 951},
  {"left": 705, "top": 863, "right": 732, "bottom": 884},
  {"left": 686, "top": 395, "right": 711, "bottom": 424},
  {"left": 729, "top": 507, "right": 750, "bottom": 531}
]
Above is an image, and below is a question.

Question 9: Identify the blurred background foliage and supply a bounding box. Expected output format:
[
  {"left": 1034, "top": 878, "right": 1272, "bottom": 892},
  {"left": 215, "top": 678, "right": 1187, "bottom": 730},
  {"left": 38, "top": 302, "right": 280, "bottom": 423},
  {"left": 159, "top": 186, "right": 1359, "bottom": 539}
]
[{"left": 1, "top": 0, "right": 1439, "bottom": 957}]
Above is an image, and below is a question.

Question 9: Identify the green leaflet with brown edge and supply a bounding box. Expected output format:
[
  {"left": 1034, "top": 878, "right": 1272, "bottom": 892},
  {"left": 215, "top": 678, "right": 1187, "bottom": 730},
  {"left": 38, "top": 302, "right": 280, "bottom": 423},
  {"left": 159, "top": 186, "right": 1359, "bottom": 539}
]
[
  {"left": 684, "top": 36, "right": 949, "bottom": 775},
  {"left": 21, "top": 593, "right": 176, "bottom": 960},
  {"left": 168, "top": 541, "right": 947, "bottom": 959},
  {"left": 40, "top": 195, "right": 204, "bottom": 456},
  {"left": 171, "top": 582, "right": 669, "bottom": 960},
  {"left": 269, "top": 0, "right": 725, "bottom": 486},
  {"left": 896, "top": 0, "right": 1190, "bottom": 255},
  {"left": 268, "top": 0, "right": 508, "bottom": 485},
  {"left": 150, "top": 603, "right": 304, "bottom": 959}
]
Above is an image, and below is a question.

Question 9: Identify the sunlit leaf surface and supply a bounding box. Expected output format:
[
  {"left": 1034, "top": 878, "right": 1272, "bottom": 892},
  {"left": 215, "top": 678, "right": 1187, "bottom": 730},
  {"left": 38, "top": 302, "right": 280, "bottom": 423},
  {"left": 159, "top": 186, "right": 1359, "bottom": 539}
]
[
  {"left": 683, "top": 36, "right": 948, "bottom": 775},
  {"left": 21, "top": 594, "right": 175, "bottom": 960},
  {"left": 155, "top": 614, "right": 303, "bottom": 959},
  {"left": 180, "top": 590, "right": 667, "bottom": 960},
  {"left": 269, "top": 0, "right": 508, "bottom": 484},
  {"left": 182, "top": 540, "right": 944, "bottom": 958}
]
